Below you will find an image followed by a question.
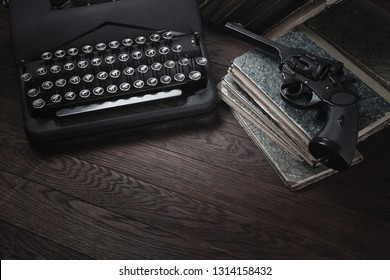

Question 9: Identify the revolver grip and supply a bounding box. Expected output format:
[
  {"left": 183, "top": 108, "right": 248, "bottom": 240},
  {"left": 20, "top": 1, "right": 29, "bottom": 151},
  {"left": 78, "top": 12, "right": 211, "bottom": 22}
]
[{"left": 309, "top": 89, "right": 359, "bottom": 171}]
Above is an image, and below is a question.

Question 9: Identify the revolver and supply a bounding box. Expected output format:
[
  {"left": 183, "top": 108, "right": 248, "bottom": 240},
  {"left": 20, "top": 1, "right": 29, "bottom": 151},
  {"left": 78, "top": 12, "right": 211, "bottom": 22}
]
[{"left": 225, "top": 22, "right": 360, "bottom": 171}]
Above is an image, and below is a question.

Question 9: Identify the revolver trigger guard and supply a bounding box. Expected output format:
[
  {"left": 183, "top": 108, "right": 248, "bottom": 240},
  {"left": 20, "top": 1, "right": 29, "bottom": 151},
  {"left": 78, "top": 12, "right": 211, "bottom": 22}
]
[{"left": 280, "top": 80, "right": 320, "bottom": 109}]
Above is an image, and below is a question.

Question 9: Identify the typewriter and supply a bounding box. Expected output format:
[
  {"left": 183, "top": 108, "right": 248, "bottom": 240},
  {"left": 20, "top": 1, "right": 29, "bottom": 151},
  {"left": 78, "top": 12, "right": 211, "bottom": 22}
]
[{"left": 8, "top": 0, "right": 217, "bottom": 145}]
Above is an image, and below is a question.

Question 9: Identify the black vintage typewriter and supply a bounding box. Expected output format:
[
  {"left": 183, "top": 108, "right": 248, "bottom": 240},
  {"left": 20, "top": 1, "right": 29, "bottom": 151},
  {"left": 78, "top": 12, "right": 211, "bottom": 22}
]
[{"left": 8, "top": 0, "right": 217, "bottom": 145}]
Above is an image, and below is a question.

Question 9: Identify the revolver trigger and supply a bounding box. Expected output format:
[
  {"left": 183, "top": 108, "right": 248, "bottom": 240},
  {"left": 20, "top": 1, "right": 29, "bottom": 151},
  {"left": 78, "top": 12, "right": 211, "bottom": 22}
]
[{"left": 281, "top": 78, "right": 304, "bottom": 99}]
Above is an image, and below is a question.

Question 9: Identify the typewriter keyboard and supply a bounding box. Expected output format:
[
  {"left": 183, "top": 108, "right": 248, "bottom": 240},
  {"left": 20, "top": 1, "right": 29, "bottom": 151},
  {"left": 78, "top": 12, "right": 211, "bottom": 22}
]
[{"left": 20, "top": 31, "right": 209, "bottom": 117}]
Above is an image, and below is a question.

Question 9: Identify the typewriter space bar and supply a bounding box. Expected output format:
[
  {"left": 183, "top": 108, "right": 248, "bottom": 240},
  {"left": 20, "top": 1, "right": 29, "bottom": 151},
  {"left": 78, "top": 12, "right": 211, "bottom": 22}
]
[{"left": 56, "top": 89, "right": 182, "bottom": 117}]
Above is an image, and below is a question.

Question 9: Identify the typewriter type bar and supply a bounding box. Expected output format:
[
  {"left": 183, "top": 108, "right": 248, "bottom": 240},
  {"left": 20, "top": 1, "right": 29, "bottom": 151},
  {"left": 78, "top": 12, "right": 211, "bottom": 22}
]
[{"left": 19, "top": 31, "right": 209, "bottom": 118}]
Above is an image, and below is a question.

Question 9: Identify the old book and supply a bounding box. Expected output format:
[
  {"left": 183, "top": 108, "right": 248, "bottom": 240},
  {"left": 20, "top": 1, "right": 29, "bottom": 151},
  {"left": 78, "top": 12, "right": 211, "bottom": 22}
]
[
  {"left": 305, "top": 0, "right": 390, "bottom": 91},
  {"left": 229, "top": 28, "right": 390, "bottom": 162}
]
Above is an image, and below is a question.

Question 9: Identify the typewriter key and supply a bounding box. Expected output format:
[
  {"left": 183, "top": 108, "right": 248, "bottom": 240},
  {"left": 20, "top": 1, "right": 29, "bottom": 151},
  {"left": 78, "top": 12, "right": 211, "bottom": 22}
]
[
  {"left": 36, "top": 67, "right": 47, "bottom": 76},
  {"left": 145, "top": 49, "right": 156, "bottom": 58},
  {"left": 51, "top": 94, "right": 62, "bottom": 103},
  {"left": 41, "top": 52, "right": 52, "bottom": 60},
  {"left": 78, "top": 60, "right": 89, "bottom": 69},
  {"left": 21, "top": 73, "right": 32, "bottom": 82},
  {"left": 42, "top": 81, "right": 53, "bottom": 90},
  {"left": 118, "top": 53, "right": 130, "bottom": 62},
  {"left": 105, "top": 55, "right": 116, "bottom": 64},
  {"left": 151, "top": 62, "right": 162, "bottom": 71},
  {"left": 160, "top": 75, "right": 172, "bottom": 84},
  {"left": 95, "top": 43, "right": 107, "bottom": 51},
  {"left": 70, "top": 76, "right": 81, "bottom": 85},
  {"left": 135, "top": 36, "right": 146, "bottom": 44},
  {"left": 133, "top": 80, "right": 145, "bottom": 89},
  {"left": 55, "top": 50, "right": 66, "bottom": 58},
  {"left": 82, "top": 45, "right": 93, "bottom": 54},
  {"left": 109, "top": 41, "right": 120, "bottom": 49},
  {"left": 196, "top": 57, "right": 208, "bottom": 66},
  {"left": 137, "top": 65, "right": 149, "bottom": 74},
  {"left": 109, "top": 69, "right": 121, "bottom": 79},
  {"left": 164, "top": 60, "right": 175, "bottom": 69},
  {"left": 147, "top": 77, "right": 158, "bottom": 86},
  {"left": 122, "top": 38, "right": 133, "bottom": 47},
  {"left": 119, "top": 83, "right": 131, "bottom": 91},
  {"left": 159, "top": 46, "right": 170, "bottom": 55},
  {"left": 67, "top": 48, "right": 78, "bottom": 56},
  {"left": 50, "top": 65, "right": 61, "bottom": 74},
  {"left": 150, "top": 34, "right": 161, "bottom": 42},
  {"left": 27, "top": 88, "right": 39, "bottom": 98},
  {"left": 91, "top": 58, "right": 102, "bottom": 67},
  {"left": 178, "top": 58, "right": 189, "bottom": 66},
  {"left": 32, "top": 99, "right": 45, "bottom": 109},
  {"left": 55, "top": 78, "right": 67, "bottom": 87},
  {"left": 172, "top": 44, "right": 183, "bottom": 53},
  {"left": 93, "top": 87, "right": 104, "bottom": 95},
  {"left": 162, "top": 31, "right": 173, "bottom": 40},
  {"left": 65, "top": 91, "right": 76, "bottom": 100},
  {"left": 64, "top": 62, "right": 75, "bottom": 71},
  {"left": 79, "top": 89, "right": 91, "bottom": 98},
  {"left": 123, "top": 67, "right": 135, "bottom": 76},
  {"left": 107, "top": 85, "right": 118, "bottom": 94},
  {"left": 83, "top": 74, "right": 94, "bottom": 83},
  {"left": 174, "top": 73, "right": 185, "bottom": 82},
  {"left": 189, "top": 71, "right": 202, "bottom": 81},
  {"left": 132, "top": 51, "right": 142, "bottom": 60}
]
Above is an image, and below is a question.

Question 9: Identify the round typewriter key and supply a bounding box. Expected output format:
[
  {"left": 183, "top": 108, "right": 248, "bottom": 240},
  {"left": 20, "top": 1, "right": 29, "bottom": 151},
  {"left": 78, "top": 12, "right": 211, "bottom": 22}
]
[
  {"left": 189, "top": 71, "right": 202, "bottom": 81},
  {"left": 91, "top": 58, "right": 102, "bottom": 67},
  {"left": 164, "top": 60, "right": 175, "bottom": 69},
  {"left": 137, "top": 65, "right": 149, "bottom": 74},
  {"left": 133, "top": 80, "right": 144, "bottom": 89},
  {"left": 42, "top": 81, "right": 53, "bottom": 90},
  {"left": 107, "top": 85, "right": 118, "bottom": 94},
  {"left": 178, "top": 58, "right": 189, "bottom": 66},
  {"left": 118, "top": 53, "right": 130, "bottom": 62},
  {"left": 119, "top": 82, "right": 131, "bottom": 91},
  {"left": 147, "top": 77, "right": 158, "bottom": 87},
  {"left": 93, "top": 87, "right": 104, "bottom": 96},
  {"left": 172, "top": 44, "right": 183, "bottom": 53},
  {"left": 83, "top": 74, "right": 94, "bottom": 83},
  {"left": 27, "top": 88, "right": 39, "bottom": 97},
  {"left": 160, "top": 75, "right": 171, "bottom": 84},
  {"left": 109, "top": 41, "right": 120, "bottom": 49},
  {"left": 196, "top": 57, "right": 208, "bottom": 66},
  {"left": 122, "top": 38, "right": 133, "bottom": 47},
  {"left": 82, "top": 45, "right": 93, "bottom": 54},
  {"left": 78, "top": 60, "right": 89, "bottom": 69},
  {"left": 109, "top": 69, "right": 121, "bottom": 79},
  {"left": 65, "top": 91, "right": 76, "bottom": 100},
  {"left": 21, "top": 73, "right": 32, "bottom": 82},
  {"left": 41, "top": 52, "right": 52, "bottom": 60},
  {"left": 79, "top": 89, "right": 91, "bottom": 98},
  {"left": 151, "top": 62, "right": 162, "bottom": 71},
  {"left": 135, "top": 36, "right": 146, "bottom": 44},
  {"left": 64, "top": 62, "right": 75, "bottom": 71},
  {"left": 32, "top": 99, "right": 45, "bottom": 109},
  {"left": 55, "top": 78, "right": 67, "bottom": 87},
  {"left": 68, "top": 48, "right": 78, "bottom": 56},
  {"left": 51, "top": 94, "right": 62, "bottom": 103},
  {"left": 70, "top": 76, "right": 81, "bottom": 85},
  {"left": 36, "top": 67, "right": 47, "bottom": 76},
  {"left": 174, "top": 73, "right": 186, "bottom": 82},
  {"left": 162, "top": 31, "right": 173, "bottom": 40},
  {"left": 123, "top": 67, "right": 135, "bottom": 76},
  {"left": 159, "top": 46, "right": 170, "bottom": 55},
  {"left": 145, "top": 49, "right": 156, "bottom": 58},
  {"left": 105, "top": 55, "right": 116, "bottom": 64},
  {"left": 95, "top": 43, "right": 106, "bottom": 51},
  {"left": 55, "top": 50, "right": 66, "bottom": 58},
  {"left": 149, "top": 34, "right": 160, "bottom": 42},
  {"left": 50, "top": 65, "right": 61, "bottom": 74},
  {"left": 131, "top": 51, "right": 142, "bottom": 60}
]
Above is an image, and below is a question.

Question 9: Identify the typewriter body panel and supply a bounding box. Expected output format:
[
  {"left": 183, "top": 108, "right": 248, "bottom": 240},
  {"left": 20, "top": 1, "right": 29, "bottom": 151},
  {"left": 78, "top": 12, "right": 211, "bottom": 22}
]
[{"left": 9, "top": 0, "right": 217, "bottom": 145}]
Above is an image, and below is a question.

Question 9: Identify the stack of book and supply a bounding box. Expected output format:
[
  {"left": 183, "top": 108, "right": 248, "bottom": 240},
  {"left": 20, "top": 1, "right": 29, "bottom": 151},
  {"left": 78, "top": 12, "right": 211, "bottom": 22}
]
[{"left": 218, "top": 0, "right": 390, "bottom": 190}]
